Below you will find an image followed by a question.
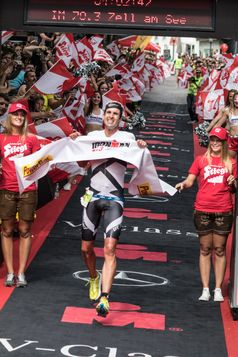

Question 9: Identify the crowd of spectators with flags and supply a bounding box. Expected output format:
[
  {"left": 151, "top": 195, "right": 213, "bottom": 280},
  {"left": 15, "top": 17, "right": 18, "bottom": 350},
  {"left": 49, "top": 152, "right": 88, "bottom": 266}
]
[
  {"left": 1, "top": 31, "right": 238, "bottom": 185},
  {"left": 0, "top": 31, "right": 171, "bottom": 190},
  {"left": 175, "top": 50, "right": 238, "bottom": 145}
]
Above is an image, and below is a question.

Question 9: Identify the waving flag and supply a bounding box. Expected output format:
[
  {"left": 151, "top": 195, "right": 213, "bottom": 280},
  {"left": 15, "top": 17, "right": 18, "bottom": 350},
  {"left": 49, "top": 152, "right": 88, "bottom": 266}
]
[
  {"left": 1, "top": 31, "right": 15, "bottom": 44},
  {"left": 93, "top": 48, "right": 114, "bottom": 65},
  {"left": 201, "top": 69, "right": 221, "bottom": 91},
  {"left": 117, "top": 35, "right": 137, "bottom": 47},
  {"left": 131, "top": 76, "right": 146, "bottom": 96},
  {"left": 131, "top": 52, "right": 145, "bottom": 73},
  {"left": 76, "top": 37, "right": 94, "bottom": 64},
  {"left": 102, "top": 88, "right": 125, "bottom": 110},
  {"left": 200, "top": 89, "right": 225, "bottom": 120},
  {"left": 33, "top": 117, "right": 73, "bottom": 141},
  {"left": 219, "top": 56, "right": 238, "bottom": 90},
  {"left": 218, "top": 53, "right": 234, "bottom": 70},
  {"left": 89, "top": 35, "right": 104, "bottom": 51},
  {"left": 105, "top": 63, "right": 129, "bottom": 77},
  {"left": 62, "top": 90, "right": 86, "bottom": 133},
  {"left": 32, "top": 60, "right": 78, "bottom": 94},
  {"left": 106, "top": 41, "right": 121, "bottom": 59},
  {"left": 55, "top": 33, "right": 80, "bottom": 68},
  {"left": 28, "top": 121, "right": 82, "bottom": 182},
  {"left": 48, "top": 162, "right": 84, "bottom": 183}
]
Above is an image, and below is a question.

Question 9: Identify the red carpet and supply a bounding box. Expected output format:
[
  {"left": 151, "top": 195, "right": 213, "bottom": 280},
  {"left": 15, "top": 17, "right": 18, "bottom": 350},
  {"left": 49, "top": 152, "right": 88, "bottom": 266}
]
[
  {"left": 0, "top": 180, "right": 81, "bottom": 310},
  {"left": 0, "top": 109, "right": 238, "bottom": 356}
]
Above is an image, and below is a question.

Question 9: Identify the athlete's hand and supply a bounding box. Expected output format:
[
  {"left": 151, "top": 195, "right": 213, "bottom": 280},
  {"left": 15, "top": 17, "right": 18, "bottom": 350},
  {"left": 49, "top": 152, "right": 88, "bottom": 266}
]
[
  {"left": 69, "top": 130, "right": 82, "bottom": 140},
  {"left": 137, "top": 139, "right": 147, "bottom": 148}
]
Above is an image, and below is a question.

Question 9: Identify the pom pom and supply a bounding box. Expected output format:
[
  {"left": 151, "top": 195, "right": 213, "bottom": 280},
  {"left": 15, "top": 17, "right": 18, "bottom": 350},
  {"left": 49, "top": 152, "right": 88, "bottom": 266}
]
[
  {"left": 127, "top": 111, "right": 146, "bottom": 130},
  {"left": 75, "top": 61, "right": 101, "bottom": 78},
  {"left": 194, "top": 121, "right": 209, "bottom": 147}
]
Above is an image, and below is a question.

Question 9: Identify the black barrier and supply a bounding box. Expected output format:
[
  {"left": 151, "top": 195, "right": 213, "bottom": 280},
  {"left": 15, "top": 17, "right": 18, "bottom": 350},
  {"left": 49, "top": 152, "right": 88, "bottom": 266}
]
[
  {"left": 229, "top": 190, "right": 238, "bottom": 320},
  {"left": 37, "top": 175, "right": 55, "bottom": 209},
  {"left": 0, "top": 245, "right": 3, "bottom": 266}
]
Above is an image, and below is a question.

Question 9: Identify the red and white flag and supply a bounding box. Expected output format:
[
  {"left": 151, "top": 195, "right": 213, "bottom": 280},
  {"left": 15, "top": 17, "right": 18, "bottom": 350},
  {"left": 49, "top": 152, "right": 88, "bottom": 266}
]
[
  {"left": 131, "top": 53, "right": 145, "bottom": 73},
  {"left": 93, "top": 48, "right": 114, "bottom": 65},
  {"left": 177, "top": 70, "right": 190, "bottom": 89},
  {"left": 126, "top": 88, "right": 142, "bottom": 102},
  {"left": 1, "top": 31, "right": 15, "bottom": 44},
  {"left": 105, "top": 63, "right": 129, "bottom": 77},
  {"left": 55, "top": 33, "right": 80, "bottom": 68},
  {"left": 33, "top": 117, "right": 73, "bottom": 141},
  {"left": 28, "top": 123, "right": 83, "bottom": 182},
  {"left": 32, "top": 60, "right": 78, "bottom": 94},
  {"left": 200, "top": 89, "right": 225, "bottom": 120},
  {"left": 218, "top": 56, "right": 238, "bottom": 90},
  {"left": 201, "top": 69, "right": 221, "bottom": 91},
  {"left": 89, "top": 35, "right": 104, "bottom": 51},
  {"left": 48, "top": 162, "right": 84, "bottom": 183},
  {"left": 62, "top": 91, "right": 86, "bottom": 133},
  {"left": 218, "top": 53, "right": 234, "bottom": 70},
  {"left": 106, "top": 41, "right": 121, "bottom": 59},
  {"left": 76, "top": 37, "right": 94, "bottom": 64},
  {"left": 102, "top": 88, "right": 125, "bottom": 111},
  {"left": 131, "top": 76, "right": 145, "bottom": 97}
]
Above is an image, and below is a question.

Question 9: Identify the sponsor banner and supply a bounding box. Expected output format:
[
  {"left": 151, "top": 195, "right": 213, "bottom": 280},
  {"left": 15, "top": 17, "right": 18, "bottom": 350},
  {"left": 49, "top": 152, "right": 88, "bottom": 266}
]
[{"left": 14, "top": 136, "right": 177, "bottom": 196}]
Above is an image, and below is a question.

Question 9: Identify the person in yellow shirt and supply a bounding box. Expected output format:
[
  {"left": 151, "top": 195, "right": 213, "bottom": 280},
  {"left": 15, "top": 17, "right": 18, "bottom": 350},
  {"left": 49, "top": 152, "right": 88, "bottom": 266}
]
[
  {"left": 174, "top": 54, "right": 183, "bottom": 84},
  {"left": 187, "top": 69, "right": 203, "bottom": 124}
]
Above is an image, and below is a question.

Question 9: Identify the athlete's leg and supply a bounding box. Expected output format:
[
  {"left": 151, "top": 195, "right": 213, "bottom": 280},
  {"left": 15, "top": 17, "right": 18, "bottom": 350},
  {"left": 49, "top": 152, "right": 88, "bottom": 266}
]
[
  {"left": 101, "top": 237, "right": 118, "bottom": 294},
  {"left": 81, "top": 240, "right": 97, "bottom": 279},
  {"left": 81, "top": 200, "right": 101, "bottom": 279}
]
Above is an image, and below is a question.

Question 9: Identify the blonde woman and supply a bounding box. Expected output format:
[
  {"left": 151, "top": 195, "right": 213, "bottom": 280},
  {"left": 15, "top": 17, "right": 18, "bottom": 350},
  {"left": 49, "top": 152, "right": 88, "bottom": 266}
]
[
  {"left": 176, "top": 127, "right": 237, "bottom": 302},
  {"left": 0, "top": 102, "right": 40, "bottom": 287}
]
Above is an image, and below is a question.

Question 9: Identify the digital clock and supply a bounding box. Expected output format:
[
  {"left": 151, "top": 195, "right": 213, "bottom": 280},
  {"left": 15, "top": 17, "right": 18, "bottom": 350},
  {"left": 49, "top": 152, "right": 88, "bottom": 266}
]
[{"left": 24, "top": 0, "right": 215, "bottom": 31}]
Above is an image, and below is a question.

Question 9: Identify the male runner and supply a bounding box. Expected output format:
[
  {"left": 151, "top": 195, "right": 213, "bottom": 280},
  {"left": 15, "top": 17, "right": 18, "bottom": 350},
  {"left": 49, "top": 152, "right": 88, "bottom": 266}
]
[{"left": 80, "top": 101, "right": 147, "bottom": 317}]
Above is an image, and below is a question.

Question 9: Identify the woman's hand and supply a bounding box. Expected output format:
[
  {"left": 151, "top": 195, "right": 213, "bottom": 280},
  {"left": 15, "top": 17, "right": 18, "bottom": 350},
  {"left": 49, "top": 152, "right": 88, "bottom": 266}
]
[
  {"left": 175, "top": 174, "right": 196, "bottom": 192},
  {"left": 175, "top": 182, "right": 186, "bottom": 192},
  {"left": 227, "top": 175, "right": 236, "bottom": 186}
]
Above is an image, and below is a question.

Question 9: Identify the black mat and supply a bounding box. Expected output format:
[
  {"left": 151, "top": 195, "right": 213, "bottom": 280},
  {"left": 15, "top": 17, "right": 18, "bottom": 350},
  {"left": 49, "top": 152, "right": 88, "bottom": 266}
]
[{"left": 0, "top": 102, "right": 227, "bottom": 357}]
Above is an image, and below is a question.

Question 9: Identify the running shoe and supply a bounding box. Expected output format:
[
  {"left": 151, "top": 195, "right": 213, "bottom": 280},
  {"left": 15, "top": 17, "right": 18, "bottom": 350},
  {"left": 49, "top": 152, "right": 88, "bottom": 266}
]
[
  {"left": 96, "top": 296, "right": 110, "bottom": 317},
  {"left": 88, "top": 271, "right": 101, "bottom": 301},
  {"left": 5, "top": 273, "right": 15, "bottom": 287},
  {"left": 63, "top": 182, "right": 72, "bottom": 191},
  {"left": 214, "top": 288, "right": 224, "bottom": 302},
  {"left": 16, "top": 273, "right": 27, "bottom": 288},
  {"left": 198, "top": 288, "right": 211, "bottom": 301}
]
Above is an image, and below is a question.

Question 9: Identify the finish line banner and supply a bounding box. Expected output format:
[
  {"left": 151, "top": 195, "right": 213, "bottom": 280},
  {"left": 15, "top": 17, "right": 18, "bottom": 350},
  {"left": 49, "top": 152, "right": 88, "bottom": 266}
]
[{"left": 14, "top": 136, "right": 177, "bottom": 196}]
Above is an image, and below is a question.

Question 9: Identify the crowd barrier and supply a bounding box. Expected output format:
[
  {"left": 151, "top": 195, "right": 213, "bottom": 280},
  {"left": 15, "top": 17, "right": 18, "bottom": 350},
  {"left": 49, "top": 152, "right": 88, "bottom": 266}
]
[{"left": 229, "top": 192, "right": 238, "bottom": 320}]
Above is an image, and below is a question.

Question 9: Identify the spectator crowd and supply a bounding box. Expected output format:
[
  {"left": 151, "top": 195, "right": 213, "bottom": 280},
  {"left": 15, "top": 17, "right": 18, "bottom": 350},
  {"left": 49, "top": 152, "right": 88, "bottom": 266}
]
[{"left": 0, "top": 31, "right": 170, "bottom": 187}]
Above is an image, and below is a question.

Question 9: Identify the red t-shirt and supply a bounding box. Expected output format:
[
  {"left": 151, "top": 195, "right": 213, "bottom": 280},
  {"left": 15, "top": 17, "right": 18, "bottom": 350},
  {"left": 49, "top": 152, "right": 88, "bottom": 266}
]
[
  {"left": 0, "top": 134, "right": 40, "bottom": 192},
  {"left": 189, "top": 155, "right": 237, "bottom": 212}
]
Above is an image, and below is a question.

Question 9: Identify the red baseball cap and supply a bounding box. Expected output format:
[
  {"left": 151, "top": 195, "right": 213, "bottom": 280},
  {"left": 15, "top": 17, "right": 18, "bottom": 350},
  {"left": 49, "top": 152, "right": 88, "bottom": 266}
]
[
  {"left": 209, "top": 127, "right": 228, "bottom": 141},
  {"left": 8, "top": 102, "right": 28, "bottom": 114}
]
